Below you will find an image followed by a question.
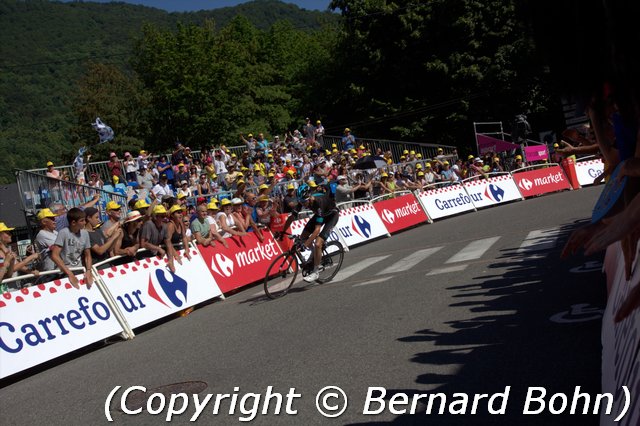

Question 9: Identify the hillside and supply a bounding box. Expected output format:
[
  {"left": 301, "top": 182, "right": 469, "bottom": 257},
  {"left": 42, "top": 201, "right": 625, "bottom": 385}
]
[{"left": 0, "top": 0, "right": 337, "bottom": 183}]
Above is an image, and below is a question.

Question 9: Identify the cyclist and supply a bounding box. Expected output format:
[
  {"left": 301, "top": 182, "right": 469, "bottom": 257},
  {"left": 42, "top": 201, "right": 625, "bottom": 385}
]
[{"left": 279, "top": 183, "right": 339, "bottom": 282}]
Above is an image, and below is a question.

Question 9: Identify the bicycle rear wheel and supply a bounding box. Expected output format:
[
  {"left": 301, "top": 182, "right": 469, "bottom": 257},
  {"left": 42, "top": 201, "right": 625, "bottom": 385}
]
[
  {"left": 264, "top": 252, "right": 299, "bottom": 299},
  {"left": 316, "top": 241, "right": 344, "bottom": 283}
]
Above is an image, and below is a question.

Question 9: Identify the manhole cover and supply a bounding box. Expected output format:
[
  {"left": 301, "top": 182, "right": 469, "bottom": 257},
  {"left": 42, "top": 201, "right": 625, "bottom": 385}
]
[{"left": 119, "top": 381, "right": 208, "bottom": 412}]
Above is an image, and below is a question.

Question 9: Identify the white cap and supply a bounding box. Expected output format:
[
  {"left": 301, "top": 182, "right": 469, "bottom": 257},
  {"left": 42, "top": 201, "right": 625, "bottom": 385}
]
[{"left": 337, "top": 175, "right": 347, "bottom": 181}]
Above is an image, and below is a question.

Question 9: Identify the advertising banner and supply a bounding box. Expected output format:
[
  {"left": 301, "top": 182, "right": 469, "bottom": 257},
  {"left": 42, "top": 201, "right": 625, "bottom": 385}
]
[
  {"left": 477, "top": 134, "right": 520, "bottom": 154},
  {"left": 97, "top": 247, "right": 223, "bottom": 329},
  {"left": 416, "top": 183, "right": 476, "bottom": 220},
  {"left": 289, "top": 204, "right": 389, "bottom": 248},
  {"left": 461, "top": 175, "right": 523, "bottom": 209},
  {"left": 197, "top": 232, "right": 283, "bottom": 294},
  {"left": 524, "top": 145, "right": 549, "bottom": 162},
  {"left": 575, "top": 158, "right": 604, "bottom": 187},
  {"left": 511, "top": 166, "right": 571, "bottom": 198},
  {"left": 0, "top": 275, "right": 124, "bottom": 379},
  {"left": 372, "top": 193, "right": 429, "bottom": 234}
]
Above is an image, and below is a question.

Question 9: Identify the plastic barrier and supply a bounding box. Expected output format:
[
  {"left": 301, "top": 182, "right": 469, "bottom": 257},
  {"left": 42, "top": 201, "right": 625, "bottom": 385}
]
[
  {"left": 415, "top": 182, "right": 476, "bottom": 220},
  {"left": 371, "top": 192, "right": 430, "bottom": 233},
  {"left": 460, "top": 173, "right": 524, "bottom": 208},
  {"left": 510, "top": 165, "right": 572, "bottom": 198},
  {"left": 289, "top": 201, "right": 389, "bottom": 248},
  {"left": 601, "top": 243, "right": 640, "bottom": 426},
  {"left": 0, "top": 271, "right": 124, "bottom": 379},
  {"left": 575, "top": 157, "right": 604, "bottom": 187},
  {"left": 94, "top": 244, "right": 224, "bottom": 329},
  {"left": 197, "top": 231, "right": 283, "bottom": 294}
]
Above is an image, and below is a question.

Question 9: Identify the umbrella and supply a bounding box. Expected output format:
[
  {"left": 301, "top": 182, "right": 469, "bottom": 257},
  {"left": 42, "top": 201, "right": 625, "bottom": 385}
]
[{"left": 353, "top": 155, "right": 387, "bottom": 170}]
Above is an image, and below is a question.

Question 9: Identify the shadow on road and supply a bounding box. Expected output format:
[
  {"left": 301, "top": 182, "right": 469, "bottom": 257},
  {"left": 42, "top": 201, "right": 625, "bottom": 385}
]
[{"left": 349, "top": 220, "right": 606, "bottom": 426}]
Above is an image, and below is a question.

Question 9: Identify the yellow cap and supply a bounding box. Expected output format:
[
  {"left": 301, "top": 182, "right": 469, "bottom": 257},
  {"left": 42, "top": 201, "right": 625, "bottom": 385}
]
[
  {"left": 220, "top": 198, "right": 232, "bottom": 206},
  {"left": 344, "top": 128, "right": 350, "bottom": 132},
  {"left": 437, "top": 147, "right": 443, "bottom": 152},
  {"left": 259, "top": 184, "right": 269, "bottom": 190},
  {"left": 332, "top": 144, "right": 337, "bottom": 148},
  {"left": 112, "top": 175, "right": 119, "bottom": 184},
  {"left": 268, "top": 172, "right": 275, "bottom": 177},
  {"left": 153, "top": 205, "right": 167, "bottom": 215},
  {"left": 169, "top": 205, "right": 184, "bottom": 215},
  {"left": 36, "top": 208, "right": 57, "bottom": 221},
  {"left": 134, "top": 199, "right": 150, "bottom": 209},
  {"left": 0, "top": 222, "right": 14, "bottom": 232},
  {"left": 307, "top": 180, "right": 317, "bottom": 188},
  {"left": 416, "top": 153, "right": 422, "bottom": 158},
  {"left": 46, "top": 161, "right": 54, "bottom": 167},
  {"left": 403, "top": 150, "right": 409, "bottom": 154},
  {"left": 515, "top": 155, "right": 523, "bottom": 160},
  {"left": 416, "top": 164, "right": 422, "bottom": 169},
  {"left": 177, "top": 193, "right": 187, "bottom": 199},
  {"left": 287, "top": 184, "right": 295, "bottom": 190},
  {"left": 417, "top": 171, "right": 424, "bottom": 176},
  {"left": 106, "top": 201, "right": 121, "bottom": 211},
  {"left": 359, "top": 145, "right": 365, "bottom": 150},
  {"left": 207, "top": 201, "right": 219, "bottom": 210},
  {"left": 381, "top": 173, "right": 388, "bottom": 178},
  {"left": 387, "top": 159, "right": 392, "bottom": 164},
  {"left": 287, "top": 170, "right": 295, "bottom": 175},
  {"left": 247, "top": 133, "right": 253, "bottom": 137},
  {"left": 410, "top": 150, "right": 415, "bottom": 155},
  {"left": 317, "top": 120, "right": 321, "bottom": 124},
  {"left": 443, "top": 161, "right": 450, "bottom": 165},
  {"left": 257, "top": 195, "right": 270, "bottom": 202},
  {"left": 237, "top": 179, "right": 245, "bottom": 184},
  {"left": 425, "top": 163, "right": 432, "bottom": 168}
]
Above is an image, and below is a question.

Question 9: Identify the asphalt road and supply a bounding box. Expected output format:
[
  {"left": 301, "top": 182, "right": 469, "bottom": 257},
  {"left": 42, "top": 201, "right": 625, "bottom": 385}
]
[{"left": 1, "top": 186, "right": 608, "bottom": 425}]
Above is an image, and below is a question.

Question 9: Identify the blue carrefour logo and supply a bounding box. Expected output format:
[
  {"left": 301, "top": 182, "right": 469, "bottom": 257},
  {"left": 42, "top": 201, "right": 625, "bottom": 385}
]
[
  {"left": 148, "top": 269, "right": 188, "bottom": 308},
  {"left": 351, "top": 215, "right": 372, "bottom": 238},
  {"left": 484, "top": 184, "right": 505, "bottom": 202}
]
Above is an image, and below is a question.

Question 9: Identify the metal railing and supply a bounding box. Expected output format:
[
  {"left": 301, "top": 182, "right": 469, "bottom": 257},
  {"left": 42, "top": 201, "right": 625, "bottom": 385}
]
[{"left": 15, "top": 169, "right": 129, "bottom": 238}]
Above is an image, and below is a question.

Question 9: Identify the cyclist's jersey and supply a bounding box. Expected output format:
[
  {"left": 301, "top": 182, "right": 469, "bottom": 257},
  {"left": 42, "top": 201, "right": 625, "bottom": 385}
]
[{"left": 291, "top": 193, "right": 338, "bottom": 222}]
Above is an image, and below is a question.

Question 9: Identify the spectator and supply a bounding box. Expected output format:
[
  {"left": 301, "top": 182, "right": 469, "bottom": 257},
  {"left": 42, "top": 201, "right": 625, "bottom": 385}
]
[
  {"left": 156, "top": 155, "right": 174, "bottom": 186},
  {"left": 197, "top": 173, "right": 212, "bottom": 195},
  {"left": 282, "top": 184, "right": 298, "bottom": 213},
  {"left": 166, "top": 205, "right": 192, "bottom": 264},
  {"left": 34, "top": 208, "right": 59, "bottom": 271},
  {"left": 335, "top": 175, "right": 370, "bottom": 203},
  {"left": 514, "top": 154, "right": 526, "bottom": 168},
  {"left": 107, "top": 152, "right": 123, "bottom": 181},
  {"left": 342, "top": 128, "right": 356, "bottom": 150},
  {"left": 0, "top": 222, "right": 16, "bottom": 285},
  {"left": 152, "top": 174, "right": 174, "bottom": 198},
  {"left": 439, "top": 161, "right": 456, "bottom": 184},
  {"left": 137, "top": 149, "right": 149, "bottom": 171},
  {"left": 88, "top": 172, "right": 104, "bottom": 190},
  {"left": 114, "top": 210, "right": 143, "bottom": 259},
  {"left": 217, "top": 198, "right": 247, "bottom": 238},
  {"left": 140, "top": 205, "right": 176, "bottom": 272},
  {"left": 175, "top": 163, "right": 190, "bottom": 184},
  {"left": 84, "top": 207, "right": 121, "bottom": 263},
  {"left": 46, "top": 161, "right": 61, "bottom": 179},
  {"left": 124, "top": 152, "right": 139, "bottom": 183},
  {"left": 172, "top": 143, "right": 187, "bottom": 167},
  {"left": 315, "top": 120, "right": 325, "bottom": 143},
  {"left": 137, "top": 167, "right": 153, "bottom": 189},
  {"left": 102, "top": 201, "right": 123, "bottom": 236},
  {"left": 50, "top": 208, "right": 94, "bottom": 289},
  {"left": 191, "top": 204, "right": 225, "bottom": 248}
]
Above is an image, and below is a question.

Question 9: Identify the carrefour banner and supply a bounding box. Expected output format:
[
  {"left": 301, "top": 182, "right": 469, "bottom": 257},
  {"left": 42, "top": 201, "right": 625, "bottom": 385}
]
[
  {"left": 511, "top": 166, "right": 571, "bottom": 198},
  {"left": 372, "top": 193, "right": 429, "bottom": 233},
  {"left": 416, "top": 183, "right": 476, "bottom": 220},
  {"left": 97, "top": 247, "right": 223, "bottom": 329},
  {"left": 575, "top": 158, "right": 604, "bottom": 186},
  {"left": 289, "top": 204, "right": 389, "bottom": 248},
  {"left": 461, "top": 174, "right": 523, "bottom": 209},
  {"left": 0, "top": 276, "right": 123, "bottom": 379},
  {"left": 197, "top": 232, "right": 283, "bottom": 294}
]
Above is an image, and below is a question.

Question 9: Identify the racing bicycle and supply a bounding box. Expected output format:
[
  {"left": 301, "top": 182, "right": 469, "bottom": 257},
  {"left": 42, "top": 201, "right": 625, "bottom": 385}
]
[{"left": 263, "top": 233, "right": 345, "bottom": 299}]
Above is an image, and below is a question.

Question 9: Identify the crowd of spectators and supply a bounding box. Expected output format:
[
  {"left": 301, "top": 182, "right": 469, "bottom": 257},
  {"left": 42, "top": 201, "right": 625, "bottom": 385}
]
[{"left": 3, "top": 120, "right": 570, "bottom": 292}]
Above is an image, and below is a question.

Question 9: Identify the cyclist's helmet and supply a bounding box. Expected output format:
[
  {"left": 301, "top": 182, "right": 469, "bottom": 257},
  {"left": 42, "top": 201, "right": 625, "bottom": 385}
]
[{"left": 296, "top": 183, "right": 311, "bottom": 203}]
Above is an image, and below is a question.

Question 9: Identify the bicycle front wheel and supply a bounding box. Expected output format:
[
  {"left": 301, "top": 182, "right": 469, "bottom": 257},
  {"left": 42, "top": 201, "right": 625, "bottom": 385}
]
[
  {"left": 317, "top": 241, "right": 344, "bottom": 283},
  {"left": 264, "top": 252, "right": 299, "bottom": 299}
]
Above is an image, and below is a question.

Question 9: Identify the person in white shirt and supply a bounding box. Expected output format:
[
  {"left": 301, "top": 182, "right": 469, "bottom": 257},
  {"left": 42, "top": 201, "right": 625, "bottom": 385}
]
[{"left": 152, "top": 174, "right": 174, "bottom": 198}]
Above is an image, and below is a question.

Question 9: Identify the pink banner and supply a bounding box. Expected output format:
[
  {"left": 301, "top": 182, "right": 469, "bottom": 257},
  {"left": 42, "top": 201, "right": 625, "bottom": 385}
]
[
  {"left": 476, "top": 134, "right": 520, "bottom": 154},
  {"left": 524, "top": 145, "right": 549, "bottom": 162}
]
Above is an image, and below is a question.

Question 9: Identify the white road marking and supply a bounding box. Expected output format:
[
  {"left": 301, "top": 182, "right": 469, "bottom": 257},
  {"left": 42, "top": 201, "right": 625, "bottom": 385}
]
[
  {"left": 353, "top": 276, "right": 394, "bottom": 287},
  {"left": 376, "top": 247, "right": 443, "bottom": 275},
  {"left": 332, "top": 256, "right": 391, "bottom": 283},
  {"left": 446, "top": 237, "right": 501, "bottom": 263},
  {"left": 517, "top": 227, "right": 564, "bottom": 253},
  {"left": 426, "top": 264, "right": 468, "bottom": 276}
]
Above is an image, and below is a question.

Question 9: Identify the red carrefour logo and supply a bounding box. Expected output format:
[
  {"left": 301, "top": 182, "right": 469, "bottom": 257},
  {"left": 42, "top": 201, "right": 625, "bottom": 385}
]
[
  {"left": 514, "top": 166, "right": 570, "bottom": 197},
  {"left": 381, "top": 209, "right": 395, "bottom": 224},
  {"left": 210, "top": 253, "right": 234, "bottom": 278}
]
